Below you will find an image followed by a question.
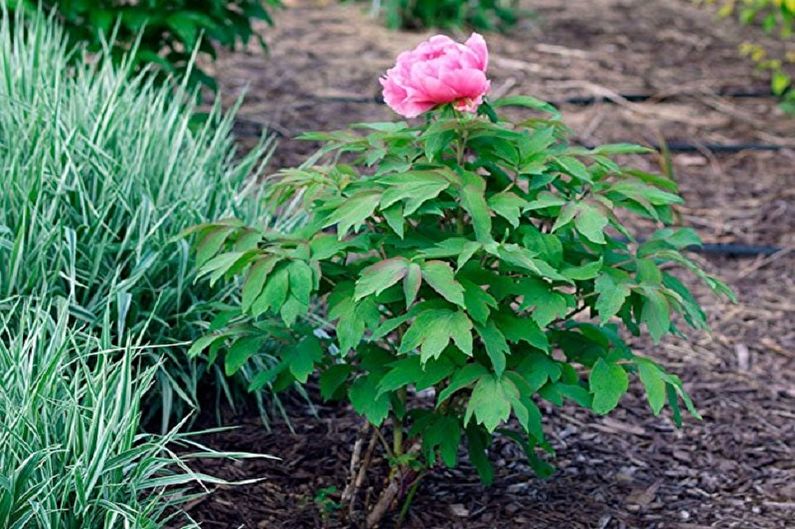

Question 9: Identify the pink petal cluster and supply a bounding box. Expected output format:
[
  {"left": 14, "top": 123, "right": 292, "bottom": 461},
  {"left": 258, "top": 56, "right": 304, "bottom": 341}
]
[{"left": 380, "top": 33, "right": 491, "bottom": 118}]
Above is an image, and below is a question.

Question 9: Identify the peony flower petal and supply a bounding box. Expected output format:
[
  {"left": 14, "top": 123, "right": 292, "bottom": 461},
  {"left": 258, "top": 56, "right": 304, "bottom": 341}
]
[
  {"left": 439, "top": 68, "right": 490, "bottom": 100},
  {"left": 465, "top": 33, "right": 489, "bottom": 71}
]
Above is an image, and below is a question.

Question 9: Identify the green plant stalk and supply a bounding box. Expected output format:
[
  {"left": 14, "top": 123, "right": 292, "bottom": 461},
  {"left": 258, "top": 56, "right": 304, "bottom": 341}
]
[
  {"left": 397, "top": 471, "right": 426, "bottom": 527},
  {"left": 393, "top": 387, "right": 407, "bottom": 457}
]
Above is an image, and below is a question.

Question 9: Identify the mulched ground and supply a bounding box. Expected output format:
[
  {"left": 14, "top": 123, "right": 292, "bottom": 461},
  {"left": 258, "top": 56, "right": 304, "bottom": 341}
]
[{"left": 182, "top": 1, "right": 795, "bottom": 527}]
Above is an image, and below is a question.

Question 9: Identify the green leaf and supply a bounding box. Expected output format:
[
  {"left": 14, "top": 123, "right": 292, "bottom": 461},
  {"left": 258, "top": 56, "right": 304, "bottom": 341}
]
[
  {"left": 399, "top": 308, "right": 472, "bottom": 361},
  {"left": 310, "top": 234, "right": 349, "bottom": 260},
  {"left": 378, "top": 356, "right": 455, "bottom": 395},
  {"left": 319, "top": 364, "right": 352, "bottom": 400},
  {"left": 641, "top": 288, "right": 671, "bottom": 343},
  {"left": 561, "top": 258, "right": 603, "bottom": 280},
  {"left": 531, "top": 292, "right": 569, "bottom": 328},
  {"left": 421, "top": 238, "right": 481, "bottom": 270},
  {"left": 591, "top": 143, "right": 653, "bottom": 155},
  {"left": 379, "top": 170, "right": 450, "bottom": 214},
  {"left": 188, "top": 334, "right": 225, "bottom": 359},
  {"left": 329, "top": 289, "right": 378, "bottom": 354},
  {"left": 251, "top": 267, "right": 289, "bottom": 318},
  {"left": 465, "top": 374, "right": 515, "bottom": 432},
  {"left": 195, "top": 225, "right": 234, "bottom": 267},
  {"left": 488, "top": 192, "right": 528, "bottom": 228},
  {"left": 525, "top": 191, "right": 566, "bottom": 211},
  {"left": 166, "top": 14, "right": 199, "bottom": 47},
  {"left": 323, "top": 191, "right": 381, "bottom": 239},
  {"left": 589, "top": 359, "right": 629, "bottom": 415},
  {"left": 556, "top": 156, "right": 592, "bottom": 183},
  {"left": 636, "top": 358, "right": 666, "bottom": 415},
  {"left": 377, "top": 357, "right": 425, "bottom": 395},
  {"left": 475, "top": 321, "right": 509, "bottom": 376},
  {"left": 288, "top": 260, "right": 314, "bottom": 306},
  {"left": 667, "top": 383, "right": 683, "bottom": 427},
  {"left": 495, "top": 244, "right": 569, "bottom": 283},
  {"left": 437, "top": 363, "right": 488, "bottom": 406},
  {"left": 594, "top": 272, "right": 632, "bottom": 323},
  {"left": 354, "top": 257, "right": 409, "bottom": 301},
  {"left": 551, "top": 202, "right": 577, "bottom": 232},
  {"left": 381, "top": 203, "right": 405, "bottom": 238},
  {"left": 196, "top": 251, "right": 244, "bottom": 286},
  {"left": 349, "top": 375, "right": 391, "bottom": 426},
  {"left": 422, "top": 416, "right": 461, "bottom": 468},
  {"left": 557, "top": 383, "right": 593, "bottom": 407},
  {"left": 495, "top": 313, "right": 549, "bottom": 352},
  {"left": 421, "top": 260, "right": 466, "bottom": 307},
  {"left": 516, "top": 352, "right": 562, "bottom": 392},
  {"left": 448, "top": 311, "right": 474, "bottom": 356},
  {"left": 242, "top": 256, "right": 279, "bottom": 313},
  {"left": 247, "top": 364, "right": 285, "bottom": 392},
  {"left": 459, "top": 171, "right": 493, "bottom": 243},
  {"left": 574, "top": 203, "right": 608, "bottom": 244},
  {"left": 461, "top": 279, "right": 497, "bottom": 324},
  {"left": 466, "top": 424, "right": 495, "bottom": 485},
  {"left": 225, "top": 335, "right": 267, "bottom": 376},
  {"left": 637, "top": 259, "right": 663, "bottom": 285},
  {"left": 403, "top": 262, "right": 422, "bottom": 308},
  {"left": 491, "top": 95, "right": 560, "bottom": 117},
  {"left": 287, "top": 335, "right": 324, "bottom": 383},
  {"left": 610, "top": 181, "right": 683, "bottom": 206},
  {"left": 667, "top": 374, "right": 701, "bottom": 420},
  {"left": 499, "top": 375, "right": 545, "bottom": 442}
]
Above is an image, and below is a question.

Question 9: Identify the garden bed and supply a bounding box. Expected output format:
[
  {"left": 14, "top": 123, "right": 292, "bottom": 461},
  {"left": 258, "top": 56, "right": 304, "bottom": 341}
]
[{"left": 183, "top": 1, "right": 794, "bottom": 527}]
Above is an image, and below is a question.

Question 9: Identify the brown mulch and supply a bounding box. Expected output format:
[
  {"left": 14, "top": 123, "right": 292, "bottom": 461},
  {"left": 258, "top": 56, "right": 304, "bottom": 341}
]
[{"left": 183, "top": 1, "right": 795, "bottom": 527}]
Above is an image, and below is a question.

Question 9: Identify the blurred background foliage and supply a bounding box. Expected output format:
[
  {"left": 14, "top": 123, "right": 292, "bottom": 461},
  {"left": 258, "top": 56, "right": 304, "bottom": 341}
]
[
  {"left": 372, "top": 0, "right": 521, "bottom": 31},
  {"left": 699, "top": 0, "right": 795, "bottom": 112}
]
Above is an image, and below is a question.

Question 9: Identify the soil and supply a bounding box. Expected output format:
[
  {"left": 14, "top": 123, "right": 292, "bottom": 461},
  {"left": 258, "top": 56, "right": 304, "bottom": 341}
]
[{"left": 183, "top": 1, "right": 795, "bottom": 527}]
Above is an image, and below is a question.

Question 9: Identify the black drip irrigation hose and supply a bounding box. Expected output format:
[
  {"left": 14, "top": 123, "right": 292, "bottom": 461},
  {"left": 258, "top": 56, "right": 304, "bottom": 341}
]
[
  {"left": 655, "top": 141, "right": 782, "bottom": 154},
  {"left": 576, "top": 140, "right": 784, "bottom": 154},
  {"left": 558, "top": 88, "right": 775, "bottom": 106},
  {"left": 685, "top": 243, "right": 782, "bottom": 257}
]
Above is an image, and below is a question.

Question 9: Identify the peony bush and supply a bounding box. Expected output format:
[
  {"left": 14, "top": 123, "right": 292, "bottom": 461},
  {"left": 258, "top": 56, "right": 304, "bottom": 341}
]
[{"left": 189, "top": 33, "right": 733, "bottom": 525}]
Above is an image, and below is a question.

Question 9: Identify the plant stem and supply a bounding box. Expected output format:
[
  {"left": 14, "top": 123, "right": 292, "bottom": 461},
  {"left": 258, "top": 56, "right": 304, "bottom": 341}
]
[
  {"left": 396, "top": 471, "right": 426, "bottom": 527},
  {"left": 393, "top": 387, "right": 407, "bottom": 457}
]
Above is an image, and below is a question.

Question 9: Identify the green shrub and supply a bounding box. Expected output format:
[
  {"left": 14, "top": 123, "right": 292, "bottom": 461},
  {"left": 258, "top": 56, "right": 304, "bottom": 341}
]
[
  {"left": 0, "top": 300, "right": 260, "bottom": 529},
  {"left": 191, "top": 97, "right": 733, "bottom": 523},
  {"left": 368, "top": 0, "right": 520, "bottom": 31},
  {"left": 6, "top": 0, "right": 281, "bottom": 88},
  {"left": 0, "top": 8, "right": 296, "bottom": 428}
]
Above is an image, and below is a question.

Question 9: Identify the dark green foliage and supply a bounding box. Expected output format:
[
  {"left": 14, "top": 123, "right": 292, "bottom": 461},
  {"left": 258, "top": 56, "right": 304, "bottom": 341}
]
[
  {"left": 7, "top": 0, "right": 281, "bottom": 88},
  {"left": 191, "top": 98, "right": 733, "bottom": 485},
  {"left": 375, "top": 0, "right": 520, "bottom": 31}
]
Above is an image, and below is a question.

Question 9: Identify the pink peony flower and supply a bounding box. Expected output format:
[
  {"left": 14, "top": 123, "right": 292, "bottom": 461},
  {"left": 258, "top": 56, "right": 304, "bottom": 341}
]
[{"left": 380, "top": 33, "right": 491, "bottom": 118}]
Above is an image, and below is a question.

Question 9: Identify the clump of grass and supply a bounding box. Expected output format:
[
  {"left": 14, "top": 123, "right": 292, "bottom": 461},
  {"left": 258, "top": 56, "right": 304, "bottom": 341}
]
[
  {"left": 0, "top": 8, "right": 301, "bottom": 428},
  {"left": 0, "top": 300, "right": 269, "bottom": 529}
]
